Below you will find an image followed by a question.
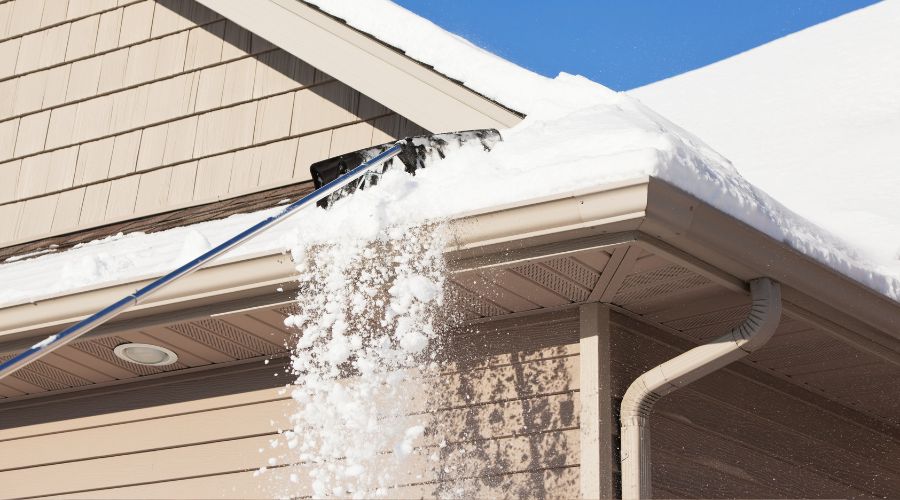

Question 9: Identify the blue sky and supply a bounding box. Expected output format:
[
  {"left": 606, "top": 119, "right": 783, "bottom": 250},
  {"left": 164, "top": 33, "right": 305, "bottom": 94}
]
[{"left": 392, "top": 0, "right": 878, "bottom": 90}]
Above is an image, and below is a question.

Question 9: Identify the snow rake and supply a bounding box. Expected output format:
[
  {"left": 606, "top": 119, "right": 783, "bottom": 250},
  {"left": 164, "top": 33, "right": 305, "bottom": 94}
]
[{"left": 0, "top": 129, "right": 502, "bottom": 381}]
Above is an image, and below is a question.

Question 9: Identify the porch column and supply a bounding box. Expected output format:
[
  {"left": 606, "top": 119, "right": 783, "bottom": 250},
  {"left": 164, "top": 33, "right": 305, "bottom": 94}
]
[{"left": 579, "top": 302, "right": 616, "bottom": 499}]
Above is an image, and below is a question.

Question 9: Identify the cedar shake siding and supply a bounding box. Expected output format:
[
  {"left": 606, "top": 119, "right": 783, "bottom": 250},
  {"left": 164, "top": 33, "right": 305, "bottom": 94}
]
[
  {"left": 1, "top": 3, "right": 898, "bottom": 499},
  {"left": 0, "top": 0, "right": 427, "bottom": 247}
]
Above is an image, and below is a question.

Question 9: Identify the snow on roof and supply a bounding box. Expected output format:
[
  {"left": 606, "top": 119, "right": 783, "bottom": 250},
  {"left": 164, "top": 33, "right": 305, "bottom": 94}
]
[
  {"left": 631, "top": 1, "right": 900, "bottom": 284},
  {"left": 1, "top": 1, "right": 898, "bottom": 307},
  {"left": 302, "top": 0, "right": 602, "bottom": 116}
]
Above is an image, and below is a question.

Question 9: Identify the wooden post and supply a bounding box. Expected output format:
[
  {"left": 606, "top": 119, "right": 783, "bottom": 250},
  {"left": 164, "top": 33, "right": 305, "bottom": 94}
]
[{"left": 580, "top": 302, "right": 615, "bottom": 499}]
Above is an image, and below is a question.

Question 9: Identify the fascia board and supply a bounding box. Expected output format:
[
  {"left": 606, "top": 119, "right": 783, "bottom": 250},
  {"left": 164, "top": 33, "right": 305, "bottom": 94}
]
[
  {"left": 0, "top": 180, "right": 651, "bottom": 346},
  {"left": 447, "top": 177, "right": 650, "bottom": 259},
  {"left": 4, "top": 176, "right": 898, "bottom": 366},
  {"left": 0, "top": 253, "right": 297, "bottom": 345},
  {"left": 194, "top": 0, "right": 522, "bottom": 132},
  {"left": 443, "top": 177, "right": 900, "bottom": 362},
  {"left": 640, "top": 178, "right": 900, "bottom": 361}
]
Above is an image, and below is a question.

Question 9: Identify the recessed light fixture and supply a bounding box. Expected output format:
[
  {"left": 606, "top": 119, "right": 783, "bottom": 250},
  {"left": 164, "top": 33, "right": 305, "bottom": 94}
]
[{"left": 113, "top": 343, "right": 178, "bottom": 366}]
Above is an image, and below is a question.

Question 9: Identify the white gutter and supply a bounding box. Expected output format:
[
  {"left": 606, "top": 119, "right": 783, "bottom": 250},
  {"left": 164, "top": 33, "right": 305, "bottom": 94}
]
[
  {"left": 619, "top": 277, "right": 782, "bottom": 499},
  {"left": 0, "top": 179, "right": 649, "bottom": 342},
  {"left": 3, "top": 178, "right": 894, "bottom": 365}
]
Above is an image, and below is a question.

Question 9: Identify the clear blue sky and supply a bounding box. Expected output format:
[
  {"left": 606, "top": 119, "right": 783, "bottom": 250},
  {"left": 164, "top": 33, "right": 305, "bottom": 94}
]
[{"left": 392, "top": 0, "right": 879, "bottom": 90}]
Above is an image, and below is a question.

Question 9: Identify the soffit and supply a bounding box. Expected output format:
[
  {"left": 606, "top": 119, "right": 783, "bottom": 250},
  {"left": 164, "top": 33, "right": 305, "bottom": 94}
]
[
  {"left": 0, "top": 302, "right": 297, "bottom": 401},
  {"left": 449, "top": 241, "right": 900, "bottom": 428}
]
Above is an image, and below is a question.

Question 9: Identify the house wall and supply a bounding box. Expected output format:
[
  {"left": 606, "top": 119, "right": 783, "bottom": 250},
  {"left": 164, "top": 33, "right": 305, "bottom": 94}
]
[
  {"left": 1, "top": 305, "right": 894, "bottom": 498},
  {"left": 0, "top": 310, "right": 581, "bottom": 499},
  {"left": 0, "top": 0, "right": 427, "bottom": 248}
]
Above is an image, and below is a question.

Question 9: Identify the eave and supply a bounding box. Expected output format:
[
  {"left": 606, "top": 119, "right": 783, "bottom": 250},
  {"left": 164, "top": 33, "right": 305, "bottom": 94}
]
[
  {"left": 2, "top": 176, "right": 898, "bottom": 368},
  {"left": 449, "top": 177, "right": 900, "bottom": 366}
]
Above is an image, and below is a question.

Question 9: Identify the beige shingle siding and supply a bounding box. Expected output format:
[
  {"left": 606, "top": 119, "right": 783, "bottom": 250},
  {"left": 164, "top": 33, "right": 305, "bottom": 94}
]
[
  {"left": 8, "top": 1, "right": 43, "bottom": 36},
  {"left": 0, "top": 0, "right": 428, "bottom": 248}
]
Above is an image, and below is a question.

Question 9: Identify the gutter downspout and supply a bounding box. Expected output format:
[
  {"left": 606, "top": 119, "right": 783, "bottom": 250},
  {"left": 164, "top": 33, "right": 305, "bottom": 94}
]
[{"left": 619, "top": 277, "right": 782, "bottom": 499}]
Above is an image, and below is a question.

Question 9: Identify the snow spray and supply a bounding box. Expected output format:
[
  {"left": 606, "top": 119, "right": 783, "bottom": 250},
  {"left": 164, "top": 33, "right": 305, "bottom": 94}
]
[{"left": 264, "top": 224, "right": 449, "bottom": 498}]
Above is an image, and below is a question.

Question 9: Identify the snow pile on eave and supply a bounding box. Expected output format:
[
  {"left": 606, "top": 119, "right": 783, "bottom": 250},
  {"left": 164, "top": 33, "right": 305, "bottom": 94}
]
[{"left": 631, "top": 1, "right": 900, "bottom": 280}]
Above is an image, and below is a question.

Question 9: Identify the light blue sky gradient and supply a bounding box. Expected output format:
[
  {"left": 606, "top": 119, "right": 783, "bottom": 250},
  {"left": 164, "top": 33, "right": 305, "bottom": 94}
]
[{"left": 392, "top": 0, "right": 878, "bottom": 90}]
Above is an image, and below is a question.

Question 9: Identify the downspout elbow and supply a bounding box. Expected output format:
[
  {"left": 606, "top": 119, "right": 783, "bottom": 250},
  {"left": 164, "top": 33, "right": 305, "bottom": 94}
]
[
  {"left": 730, "top": 278, "right": 782, "bottom": 353},
  {"left": 621, "top": 278, "right": 781, "bottom": 421},
  {"left": 620, "top": 277, "right": 781, "bottom": 499}
]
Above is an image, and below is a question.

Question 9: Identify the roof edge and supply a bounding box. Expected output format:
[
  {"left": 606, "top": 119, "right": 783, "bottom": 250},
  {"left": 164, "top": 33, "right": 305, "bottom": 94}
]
[
  {"left": 194, "top": 0, "right": 523, "bottom": 132},
  {"left": 3, "top": 177, "right": 898, "bottom": 367},
  {"left": 640, "top": 178, "right": 900, "bottom": 363},
  {"left": 0, "top": 253, "right": 297, "bottom": 347},
  {"left": 0, "top": 179, "right": 651, "bottom": 346},
  {"left": 446, "top": 177, "right": 900, "bottom": 364}
]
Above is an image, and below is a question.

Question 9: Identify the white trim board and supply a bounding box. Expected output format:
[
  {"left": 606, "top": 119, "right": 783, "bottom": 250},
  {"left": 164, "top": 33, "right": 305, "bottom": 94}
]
[{"left": 195, "top": 0, "right": 523, "bottom": 132}]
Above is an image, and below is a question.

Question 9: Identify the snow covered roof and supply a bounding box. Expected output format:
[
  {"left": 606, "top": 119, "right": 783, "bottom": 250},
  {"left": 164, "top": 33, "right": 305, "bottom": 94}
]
[
  {"left": 1, "top": 0, "right": 898, "bottom": 310},
  {"left": 299, "top": 0, "right": 578, "bottom": 116},
  {"left": 631, "top": 0, "right": 900, "bottom": 289},
  {"left": 305, "top": 0, "right": 900, "bottom": 300}
]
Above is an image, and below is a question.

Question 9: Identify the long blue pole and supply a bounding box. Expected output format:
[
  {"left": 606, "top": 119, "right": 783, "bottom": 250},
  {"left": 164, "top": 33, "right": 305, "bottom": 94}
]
[{"left": 0, "top": 144, "right": 404, "bottom": 381}]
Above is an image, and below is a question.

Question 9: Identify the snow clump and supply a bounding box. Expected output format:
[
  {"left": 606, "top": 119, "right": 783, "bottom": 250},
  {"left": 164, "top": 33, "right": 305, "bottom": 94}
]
[{"left": 270, "top": 224, "right": 448, "bottom": 498}]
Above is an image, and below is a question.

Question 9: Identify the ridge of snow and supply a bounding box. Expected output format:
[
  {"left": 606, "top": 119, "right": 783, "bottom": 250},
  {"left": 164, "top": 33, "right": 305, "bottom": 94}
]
[
  {"left": 304, "top": 0, "right": 602, "bottom": 116},
  {"left": 631, "top": 0, "right": 900, "bottom": 277}
]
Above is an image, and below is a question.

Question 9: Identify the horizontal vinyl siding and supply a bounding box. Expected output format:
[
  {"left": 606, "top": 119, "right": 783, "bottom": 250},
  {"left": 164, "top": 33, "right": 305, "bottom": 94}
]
[
  {"left": 0, "top": 0, "right": 428, "bottom": 248},
  {"left": 0, "top": 312, "right": 581, "bottom": 499},
  {"left": 53, "top": 467, "right": 580, "bottom": 500},
  {"left": 0, "top": 375, "right": 578, "bottom": 474},
  {"left": 9, "top": 430, "right": 578, "bottom": 499}
]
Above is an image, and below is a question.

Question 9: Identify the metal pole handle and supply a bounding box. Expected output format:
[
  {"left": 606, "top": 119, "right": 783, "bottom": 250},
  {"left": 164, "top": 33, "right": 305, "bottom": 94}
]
[{"left": 0, "top": 144, "right": 404, "bottom": 381}]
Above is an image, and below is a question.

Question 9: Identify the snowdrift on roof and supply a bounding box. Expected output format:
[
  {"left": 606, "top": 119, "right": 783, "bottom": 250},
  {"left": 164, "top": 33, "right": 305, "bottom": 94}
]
[{"left": 631, "top": 0, "right": 900, "bottom": 278}]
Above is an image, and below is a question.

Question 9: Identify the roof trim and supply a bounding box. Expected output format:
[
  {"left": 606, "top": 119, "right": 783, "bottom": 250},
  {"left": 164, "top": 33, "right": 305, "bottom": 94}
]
[
  {"left": 194, "top": 0, "right": 523, "bottom": 132},
  {"left": 640, "top": 179, "right": 900, "bottom": 365},
  {"left": 0, "top": 253, "right": 297, "bottom": 347},
  {"left": 446, "top": 178, "right": 900, "bottom": 365},
  {"left": 0, "top": 182, "right": 316, "bottom": 262},
  {"left": 2, "top": 177, "right": 898, "bottom": 368}
]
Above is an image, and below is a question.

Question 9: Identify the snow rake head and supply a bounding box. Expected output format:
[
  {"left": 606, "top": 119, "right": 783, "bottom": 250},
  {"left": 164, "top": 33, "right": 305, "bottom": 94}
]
[{"left": 310, "top": 129, "right": 502, "bottom": 208}]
